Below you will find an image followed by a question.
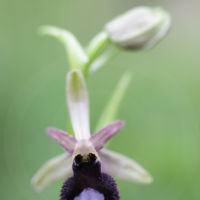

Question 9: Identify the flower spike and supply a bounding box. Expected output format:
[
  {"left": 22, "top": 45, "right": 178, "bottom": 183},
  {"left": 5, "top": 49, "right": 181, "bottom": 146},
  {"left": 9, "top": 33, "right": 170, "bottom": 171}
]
[
  {"left": 46, "top": 127, "right": 77, "bottom": 154},
  {"left": 90, "top": 120, "right": 124, "bottom": 151},
  {"left": 30, "top": 3, "right": 171, "bottom": 194},
  {"left": 67, "top": 69, "right": 90, "bottom": 140}
]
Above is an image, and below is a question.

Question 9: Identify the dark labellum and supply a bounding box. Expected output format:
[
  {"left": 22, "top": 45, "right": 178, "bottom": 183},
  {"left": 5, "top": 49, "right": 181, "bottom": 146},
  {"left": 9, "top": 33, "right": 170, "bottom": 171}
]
[{"left": 60, "top": 153, "right": 120, "bottom": 200}]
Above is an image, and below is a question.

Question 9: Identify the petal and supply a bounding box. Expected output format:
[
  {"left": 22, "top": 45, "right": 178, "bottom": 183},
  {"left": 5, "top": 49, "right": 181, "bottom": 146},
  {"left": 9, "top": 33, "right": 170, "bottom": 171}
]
[
  {"left": 46, "top": 127, "right": 77, "bottom": 154},
  {"left": 39, "top": 26, "right": 88, "bottom": 69},
  {"left": 99, "top": 149, "right": 153, "bottom": 184},
  {"left": 31, "top": 153, "right": 73, "bottom": 191},
  {"left": 67, "top": 69, "right": 90, "bottom": 140},
  {"left": 90, "top": 120, "right": 124, "bottom": 151}
]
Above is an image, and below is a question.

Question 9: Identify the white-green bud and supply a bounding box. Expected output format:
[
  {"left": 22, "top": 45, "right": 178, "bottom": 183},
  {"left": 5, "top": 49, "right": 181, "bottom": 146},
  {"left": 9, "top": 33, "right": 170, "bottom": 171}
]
[{"left": 105, "top": 7, "right": 171, "bottom": 50}]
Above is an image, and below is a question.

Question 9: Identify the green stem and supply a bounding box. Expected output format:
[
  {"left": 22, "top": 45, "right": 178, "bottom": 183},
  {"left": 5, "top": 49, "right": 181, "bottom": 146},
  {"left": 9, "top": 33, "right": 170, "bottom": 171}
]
[{"left": 82, "top": 31, "right": 111, "bottom": 77}]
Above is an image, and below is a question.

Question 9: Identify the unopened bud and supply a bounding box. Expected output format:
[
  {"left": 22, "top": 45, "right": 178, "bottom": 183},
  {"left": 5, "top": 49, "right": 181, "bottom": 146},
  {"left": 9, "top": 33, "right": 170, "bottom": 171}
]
[{"left": 105, "top": 7, "right": 171, "bottom": 50}]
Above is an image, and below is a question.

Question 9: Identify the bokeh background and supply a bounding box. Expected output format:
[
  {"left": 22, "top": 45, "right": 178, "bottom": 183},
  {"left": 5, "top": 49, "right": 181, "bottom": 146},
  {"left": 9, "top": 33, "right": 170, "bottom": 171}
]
[{"left": 1, "top": 0, "right": 200, "bottom": 199}]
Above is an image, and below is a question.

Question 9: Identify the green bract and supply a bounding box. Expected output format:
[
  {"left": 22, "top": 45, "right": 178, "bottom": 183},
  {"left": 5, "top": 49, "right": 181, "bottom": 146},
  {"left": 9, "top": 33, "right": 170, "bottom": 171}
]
[{"left": 39, "top": 26, "right": 88, "bottom": 69}]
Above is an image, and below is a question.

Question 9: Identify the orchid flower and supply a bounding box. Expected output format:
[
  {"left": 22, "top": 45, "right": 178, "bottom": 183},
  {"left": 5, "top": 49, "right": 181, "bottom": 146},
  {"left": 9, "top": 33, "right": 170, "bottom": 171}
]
[{"left": 31, "top": 69, "right": 152, "bottom": 191}]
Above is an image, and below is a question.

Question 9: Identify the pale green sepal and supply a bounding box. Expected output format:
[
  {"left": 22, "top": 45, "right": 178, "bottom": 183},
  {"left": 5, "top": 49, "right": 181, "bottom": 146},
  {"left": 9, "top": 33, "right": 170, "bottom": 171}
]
[
  {"left": 67, "top": 69, "right": 90, "bottom": 140},
  {"left": 100, "top": 149, "right": 153, "bottom": 184},
  {"left": 31, "top": 153, "right": 73, "bottom": 191},
  {"left": 39, "top": 26, "right": 88, "bottom": 69},
  {"left": 95, "top": 72, "right": 132, "bottom": 130}
]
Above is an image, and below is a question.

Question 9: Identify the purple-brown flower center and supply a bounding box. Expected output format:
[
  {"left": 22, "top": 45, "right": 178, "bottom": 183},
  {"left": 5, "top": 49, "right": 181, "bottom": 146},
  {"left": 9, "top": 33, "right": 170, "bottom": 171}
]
[{"left": 60, "top": 153, "right": 120, "bottom": 200}]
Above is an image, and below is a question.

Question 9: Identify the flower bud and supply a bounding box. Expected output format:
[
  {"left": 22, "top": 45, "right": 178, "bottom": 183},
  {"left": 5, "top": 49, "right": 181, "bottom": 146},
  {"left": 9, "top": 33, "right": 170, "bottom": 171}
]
[{"left": 105, "top": 7, "right": 171, "bottom": 50}]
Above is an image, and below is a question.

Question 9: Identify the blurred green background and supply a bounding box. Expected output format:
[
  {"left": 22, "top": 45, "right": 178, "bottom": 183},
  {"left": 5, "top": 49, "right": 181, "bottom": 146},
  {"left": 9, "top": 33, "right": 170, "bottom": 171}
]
[{"left": 1, "top": 0, "right": 200, "bottom": 199}]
